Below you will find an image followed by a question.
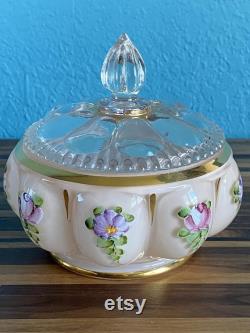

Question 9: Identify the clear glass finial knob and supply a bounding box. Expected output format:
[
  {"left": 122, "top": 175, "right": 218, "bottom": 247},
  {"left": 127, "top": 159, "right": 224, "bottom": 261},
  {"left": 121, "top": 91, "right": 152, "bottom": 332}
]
[{"left": 101, "top": 33, "right": 145, "bottom": 98}]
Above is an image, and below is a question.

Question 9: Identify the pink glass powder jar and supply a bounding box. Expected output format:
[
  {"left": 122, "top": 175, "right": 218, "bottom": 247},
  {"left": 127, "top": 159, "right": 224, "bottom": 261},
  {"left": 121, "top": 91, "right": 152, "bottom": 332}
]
[{"left": 4, "top": 34, "right": 242, "bottom": 278}]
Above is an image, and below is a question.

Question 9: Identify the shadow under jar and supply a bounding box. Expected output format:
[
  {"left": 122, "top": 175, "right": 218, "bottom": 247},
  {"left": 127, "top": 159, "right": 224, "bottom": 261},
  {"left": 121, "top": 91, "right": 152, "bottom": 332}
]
[{"left": 4, "top": 34, "right": 242, "bottom": 278}]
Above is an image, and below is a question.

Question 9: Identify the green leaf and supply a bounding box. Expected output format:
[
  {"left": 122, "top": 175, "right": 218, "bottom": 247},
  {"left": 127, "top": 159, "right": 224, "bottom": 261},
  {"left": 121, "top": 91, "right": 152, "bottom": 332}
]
[
  {"left": 124, "top": 213, "right": 134, "bottom": 222},
  {"left": 191, "top": 237, "right": 203, "bottom": 251},
  {"left": 233, "top": 184, "right": 240, "bottom": 195},
  {"left": 27, "top": 231, "right": 39, "bottom": 243},
  {"left": 206, "top": 201, "right": 212, "bottom": 208},
  {"left": 97, "top": 237, "right": 114, "bottom": 248},
  {"left": 93, "top": 207, "right": 103, "bottom": 216},
  {"left": 177, "top": 228, "right": 190, "bottom": 238},
  {"left": 20, "top": 219, "right": 28, "bottom": 230},
  {"left": 33, "top": 195, "right": 44, "bottom": 207},
  {"left": 85, "top": 217, "right": 94, "bottom": 229},
  {"left": 27, "top": 223, "right": 39, "bottom": 234},
  {"left": 114, "top": 235, "right": 127, "bottom": 246},
  {"left": 111, "top": 254, "right": 120, "bottom": 261},
  {"left": 114, "top": 248, "right": 124, "bottom": 256},
  {"left": 201, "top": 229, "right": 208, "bottom": 238},
  {"left": 24, "top": 221, "right": 29, "bottom": 228},
  {"left": 177, "top": 207, "right": 191, "bottom": 218},
  {"left": 104, "top": 247, "right": 114, "bottom": 255},
  {"left": 114, "top": 206, "right": 122, "bottom": 214},
  {"left": 186, "top": 232, "right": 200, "bottom": 244},
  {"left": 233, "top": 197, "right": 239, "bottom": 203}
]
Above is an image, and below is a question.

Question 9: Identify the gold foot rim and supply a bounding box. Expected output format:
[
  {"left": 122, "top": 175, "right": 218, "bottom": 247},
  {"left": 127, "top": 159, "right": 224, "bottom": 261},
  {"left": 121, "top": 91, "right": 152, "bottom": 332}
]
[{"left": 51, "top": 253, "right": 192, "bottom": 280}]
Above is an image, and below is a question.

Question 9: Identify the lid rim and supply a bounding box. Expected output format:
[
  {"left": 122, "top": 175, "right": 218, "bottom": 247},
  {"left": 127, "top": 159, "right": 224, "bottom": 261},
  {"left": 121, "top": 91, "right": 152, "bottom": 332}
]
[
  {"left": 22, "top": 102, "right": 225, "bottom": 175},
  {"left": 21, "top": 140, "right": 228, "bottom": 178},
  {"left": 14, "top": 141, "right": 231, "bottom": 186}
]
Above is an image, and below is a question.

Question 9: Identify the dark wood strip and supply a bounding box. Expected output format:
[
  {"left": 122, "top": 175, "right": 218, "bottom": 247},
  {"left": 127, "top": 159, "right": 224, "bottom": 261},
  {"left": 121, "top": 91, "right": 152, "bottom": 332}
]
[
  {"left": 0, "top": 217, "right": 23, "bottom": 231},
  {"left": 0, "top": 248, "right": 52, "bottom": 265},
  {"left": 0, "top": 238, "right": 30, "bottom": 243},
  {"left": 233, "top": 167, "right": 250, "bottom": 172},
  {"left": 234, "top": 154, "right": 250, "bottom": 159},
  {"left": 1, "top": 284, "right": 250, "bottom": 319},
  {"left": 229, "top": 140, "right": 250, "bottom": 155}
]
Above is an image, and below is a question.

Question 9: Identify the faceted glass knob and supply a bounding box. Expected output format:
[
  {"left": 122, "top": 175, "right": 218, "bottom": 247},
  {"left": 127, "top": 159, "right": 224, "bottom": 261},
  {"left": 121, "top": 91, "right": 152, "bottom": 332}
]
[{"left": 101, "top": 33, "right": 145, "bottom": 98}]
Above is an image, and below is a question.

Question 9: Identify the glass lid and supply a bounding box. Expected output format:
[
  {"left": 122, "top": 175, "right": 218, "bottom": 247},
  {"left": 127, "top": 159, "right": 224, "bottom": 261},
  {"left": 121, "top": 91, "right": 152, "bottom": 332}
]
[{"left": 23, "top": 33, "right": 225, "bottom": 176}]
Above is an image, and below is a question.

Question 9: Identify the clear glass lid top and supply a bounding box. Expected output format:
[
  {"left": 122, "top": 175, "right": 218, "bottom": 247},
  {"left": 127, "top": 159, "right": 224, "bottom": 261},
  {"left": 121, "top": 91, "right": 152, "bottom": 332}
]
[{"left": 23, "top": 33, "right": 225, "bottom": 175}]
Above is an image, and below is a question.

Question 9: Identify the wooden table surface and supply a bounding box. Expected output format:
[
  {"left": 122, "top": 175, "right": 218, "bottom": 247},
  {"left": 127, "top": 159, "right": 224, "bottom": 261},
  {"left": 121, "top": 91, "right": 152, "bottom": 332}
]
[{"left": 0, "top": 140, "right": 250, "bottom": 333}]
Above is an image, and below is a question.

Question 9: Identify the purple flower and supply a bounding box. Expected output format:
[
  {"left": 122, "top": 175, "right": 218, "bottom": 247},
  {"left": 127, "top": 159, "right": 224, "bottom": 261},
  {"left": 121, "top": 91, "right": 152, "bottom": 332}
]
[
  {"left": 184, "top": 202, "right": 211, "bottom": 233},
  {"left": 93, "top": 209, "right": 129, "bottom": 239},
  {"left": 18, "top": 192, "right": 43, "bottom": 225}
]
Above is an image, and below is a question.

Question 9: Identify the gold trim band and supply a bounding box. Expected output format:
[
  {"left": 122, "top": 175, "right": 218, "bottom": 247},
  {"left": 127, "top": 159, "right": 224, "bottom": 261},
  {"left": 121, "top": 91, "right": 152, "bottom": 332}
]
[
  {"left": 51, "top": 253, "right": 191, "bottom": 279},
  {"left": 14, "top": 142, "right": 231, "bottom": 186}
]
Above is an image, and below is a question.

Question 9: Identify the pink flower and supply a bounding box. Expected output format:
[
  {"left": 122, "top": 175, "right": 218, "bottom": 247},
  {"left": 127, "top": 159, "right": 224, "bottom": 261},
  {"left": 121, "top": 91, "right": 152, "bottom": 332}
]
[
  {"left": 18, "top": 192, "right": 44, "bottom": 225},
  {"left": 184, "top": 202, "right": 211, "bottom": 233}
]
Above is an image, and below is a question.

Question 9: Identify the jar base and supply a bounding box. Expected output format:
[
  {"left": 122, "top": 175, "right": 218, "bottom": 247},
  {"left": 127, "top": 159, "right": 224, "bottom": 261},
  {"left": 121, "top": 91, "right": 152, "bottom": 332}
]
[{"left": 51, "top": 253, "right": 191, "bottom": 279}]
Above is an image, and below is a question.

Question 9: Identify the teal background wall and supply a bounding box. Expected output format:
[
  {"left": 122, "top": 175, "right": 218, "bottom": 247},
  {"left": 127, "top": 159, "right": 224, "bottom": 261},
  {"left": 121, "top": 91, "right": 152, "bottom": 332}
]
[{"left": 0, "top": 0, "right": 250, "bottom": 138}]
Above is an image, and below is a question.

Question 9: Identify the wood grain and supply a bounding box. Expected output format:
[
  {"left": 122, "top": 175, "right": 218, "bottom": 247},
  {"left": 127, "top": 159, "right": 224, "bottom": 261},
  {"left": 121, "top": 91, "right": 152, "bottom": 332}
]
[
  {"left": 1, "top": 318, "right": 250, "bottom": 333},
  {"left": 0, "top": 140, "right": 250, "bottom": 332}
]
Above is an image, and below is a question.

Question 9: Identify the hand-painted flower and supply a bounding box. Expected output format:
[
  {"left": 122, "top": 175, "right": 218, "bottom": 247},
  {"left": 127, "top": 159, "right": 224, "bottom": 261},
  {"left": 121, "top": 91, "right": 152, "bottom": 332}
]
[
  {"left": 232, "top": 176, "right": 243, "bottom": 204},
  {"left": 93, "top": 209, "right": 129, "bottom": 239},
  {"left": 239, "top": 176, "right": 243, "bottom": 200},
  {"left": 18, "top": 192, "right": 44, "bottom": 225},
  {"left": 184, "top": 202, "right": 211, "bottom": 233},
  {"left": 237, "top": 176, "right": 243, "bottom": 203}
]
